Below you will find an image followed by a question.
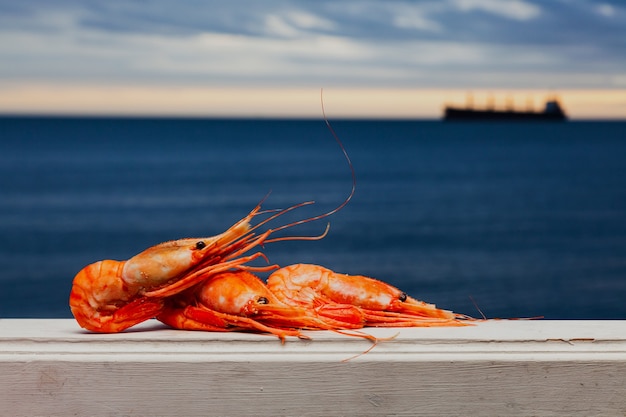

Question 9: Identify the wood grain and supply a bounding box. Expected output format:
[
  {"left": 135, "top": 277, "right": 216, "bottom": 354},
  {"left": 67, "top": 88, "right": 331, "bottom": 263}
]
[{"left": 1, "top": 320, "right": 625, "bottom": 416}]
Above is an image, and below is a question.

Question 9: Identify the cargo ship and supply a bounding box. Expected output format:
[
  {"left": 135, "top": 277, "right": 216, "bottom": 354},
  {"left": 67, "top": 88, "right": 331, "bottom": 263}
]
[{"left": 444, "top": 98, "right": 567, "bottom": 121}]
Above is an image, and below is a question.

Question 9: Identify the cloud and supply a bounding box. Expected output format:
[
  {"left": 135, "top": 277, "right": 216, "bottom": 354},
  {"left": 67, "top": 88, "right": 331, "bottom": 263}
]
[
  {"left": 595, "top": 3, "right": 616, "bottom": 17},
  {"left": 263, "top": 10, "right": 336, "bottom": 38},
  {"left": 0, "top": 0, "right": 624, "bottom": 91},
  {"left": 451, "top": 0, "right": 541, "bottom": 21}
]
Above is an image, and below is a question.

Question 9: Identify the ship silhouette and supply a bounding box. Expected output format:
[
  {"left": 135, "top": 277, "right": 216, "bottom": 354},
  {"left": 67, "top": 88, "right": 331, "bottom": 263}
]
[{"left": 444, "top": 96, "right": 567, "bottom": 121}]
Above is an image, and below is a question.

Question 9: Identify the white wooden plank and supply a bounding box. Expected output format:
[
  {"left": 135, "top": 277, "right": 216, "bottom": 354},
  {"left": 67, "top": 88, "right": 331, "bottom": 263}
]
[{"left": 1, "top": 319, "right": 625, "bottom": 416}]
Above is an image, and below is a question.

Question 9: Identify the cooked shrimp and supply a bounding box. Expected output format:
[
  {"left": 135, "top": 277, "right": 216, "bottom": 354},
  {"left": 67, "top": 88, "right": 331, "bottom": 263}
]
[
  {"left": 70, "top": 207, "right": 260, "bottom": 332},
  {"left": 158, "top": 270, "right": 361, "bottom": 342},
  {"left": 267, "top": 264, "right": 470, "bottom": 327}
]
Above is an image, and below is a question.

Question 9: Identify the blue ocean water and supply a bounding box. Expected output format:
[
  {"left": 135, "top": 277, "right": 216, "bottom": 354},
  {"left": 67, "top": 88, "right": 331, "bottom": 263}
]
[{"left": 1, "top": 117, "right": 625, "bottom": 320}]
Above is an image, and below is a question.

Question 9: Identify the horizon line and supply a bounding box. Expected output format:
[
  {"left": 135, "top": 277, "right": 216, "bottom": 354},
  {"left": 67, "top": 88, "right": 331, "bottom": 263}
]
[{"left": 0, "top": 86, "right": 624, "bottom": 120}]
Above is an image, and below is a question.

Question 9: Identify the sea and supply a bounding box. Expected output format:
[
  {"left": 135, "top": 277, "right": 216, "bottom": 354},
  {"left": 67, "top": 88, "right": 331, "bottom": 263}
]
[{"left": 1, "top": 116, "right": 625, "bottom": 320}]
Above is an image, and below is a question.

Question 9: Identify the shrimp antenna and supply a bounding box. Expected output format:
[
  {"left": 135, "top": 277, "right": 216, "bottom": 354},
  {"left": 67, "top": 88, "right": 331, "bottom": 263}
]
[
  {"left": 267, "top": 88, "right": 356, "bottom": 237},
  {"left": 469, "top": 295, "right": 487, "bottom": 320},
  {"left": 320, "top": 88, "right": 356, "bottom": 217}
]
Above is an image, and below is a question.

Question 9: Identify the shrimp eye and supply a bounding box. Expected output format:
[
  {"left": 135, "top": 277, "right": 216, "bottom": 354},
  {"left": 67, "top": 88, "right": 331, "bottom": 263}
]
[
  {"left": 195, "top": 241, "right": 206, "bottom": 250},
  {"left": 258, "top": 297, "right": 269, "bottom": 305},
  {"left": 399, "top": 292, "right": 408, "bottom": 302}
]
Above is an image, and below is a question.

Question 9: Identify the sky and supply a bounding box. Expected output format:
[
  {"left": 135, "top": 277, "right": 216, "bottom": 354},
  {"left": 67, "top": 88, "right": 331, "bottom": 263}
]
[{"left": 0, "top": 0, "right": 624, "bottom": 119}]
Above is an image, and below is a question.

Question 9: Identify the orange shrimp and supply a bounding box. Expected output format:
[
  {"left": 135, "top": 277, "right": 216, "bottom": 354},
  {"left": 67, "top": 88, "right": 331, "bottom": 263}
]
[
  {"left": 157, "top": 270, "right": 363, "bottom": 342},
  {"left": 69, "top": 202, "right": 328, "bottom": 333},
  {"left": 266, "top": 264, "right": 471, "bottom": 327}
]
